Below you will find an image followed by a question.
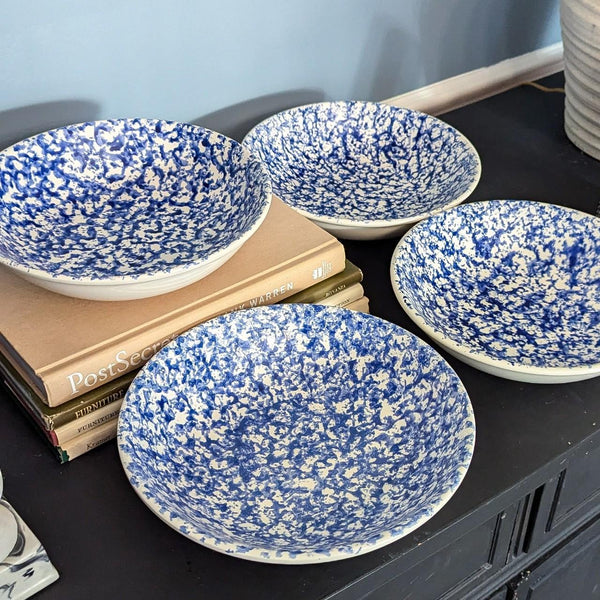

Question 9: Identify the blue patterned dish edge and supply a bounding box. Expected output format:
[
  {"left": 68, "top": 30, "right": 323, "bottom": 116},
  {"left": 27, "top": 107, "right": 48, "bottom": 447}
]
[
  {"left": 118, "top": 304, "right": 475, "bottom": 564},
  {"left": 243, "top": 101, "right": 481, "bottom": 229},
  {"left": 390, "top": 199, "right": 600, "bottom": 380},
  {"left": 0, "top": 119, "right": 272, "bottom": 284}
]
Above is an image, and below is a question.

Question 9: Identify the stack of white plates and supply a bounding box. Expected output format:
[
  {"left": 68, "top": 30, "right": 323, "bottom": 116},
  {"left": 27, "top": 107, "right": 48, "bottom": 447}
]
[{"left": 561, "top": 0, "right": 600, "bottom": 159}]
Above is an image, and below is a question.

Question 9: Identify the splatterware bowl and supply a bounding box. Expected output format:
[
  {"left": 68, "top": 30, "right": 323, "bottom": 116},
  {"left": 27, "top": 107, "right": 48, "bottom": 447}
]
[
  {"left": 242, "top": 101, "right": 480, "bottom": 240},
  {"left": 118, "top": 303, "right": 475, "bottom": 564},
  {"left": 391, "top": 200, "right": 600, "bottom": 383},
  {"left": 0, "top": 119, "right": 272, "bottom": 300}
]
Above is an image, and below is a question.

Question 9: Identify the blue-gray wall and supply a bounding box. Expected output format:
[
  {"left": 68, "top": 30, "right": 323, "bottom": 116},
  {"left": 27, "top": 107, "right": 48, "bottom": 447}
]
[{"left": 0, "top": 0, "right": 560, "bottom": 146}]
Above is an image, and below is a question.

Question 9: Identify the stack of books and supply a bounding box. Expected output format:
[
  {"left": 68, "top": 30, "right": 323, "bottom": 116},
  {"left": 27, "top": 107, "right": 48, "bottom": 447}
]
[
  {"left": 0, "top": 197, "right": 368, "bottom": 462},
  {"left": 283, "top": 258, "right": 367, "bottom": 312}
]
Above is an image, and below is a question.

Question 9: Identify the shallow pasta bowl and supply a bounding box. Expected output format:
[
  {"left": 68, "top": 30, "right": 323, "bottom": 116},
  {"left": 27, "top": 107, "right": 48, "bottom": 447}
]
[
  {"left": 118, "top": 303, "right": 475, "bottom": 564},
  {"left": 0, "top": 118, "right": 272, "bottom": 300},
  {"left": 243, "top": 101, "right": 480, "bottom": 240},
  {"left": 391, "top": 200, "right": 600, "bottom": 383}
]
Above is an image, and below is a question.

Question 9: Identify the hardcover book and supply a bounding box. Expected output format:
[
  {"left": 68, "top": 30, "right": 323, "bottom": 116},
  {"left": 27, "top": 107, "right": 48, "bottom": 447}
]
[
  {"left": 317, "top": 282, "right": 365, "bottom": 307},
  {"left": 282, "top": 259, "right": 363, "bottom": 304},
  {"left": 55, "top": 419, "right": 118, "bottom": 463},
  {"left": 345, "top": 295, "right": 370, "bottom": 314},
  {"left": 0, "top": 352, "right": 135, "bottom": 433},
  {"left": 0, "top": 197, "right": 345, "bottom": 406},
  {"left": 0, "top": 361, "right": 125, "bottom": 447}
]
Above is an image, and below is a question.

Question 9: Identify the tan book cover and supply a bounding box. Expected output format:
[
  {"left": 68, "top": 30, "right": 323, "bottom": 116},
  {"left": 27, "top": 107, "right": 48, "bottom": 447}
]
[
  {"left": 345, "top": 296, "right": 370, "bottom": 314},
  {"left": 282, "top": 259, "right": 363, "bottom": 304},
  {"left": 0, "top": 197, "right": 345, "bottom": 406},
  {"left": 56, "top": 418, "right": 118, "bottom": 463},
  {"left": 0, "top": 351, "right": 135, "bottom": 431},
  {"left": 317, "top": 283, "right": 365, "bottom": 307}
]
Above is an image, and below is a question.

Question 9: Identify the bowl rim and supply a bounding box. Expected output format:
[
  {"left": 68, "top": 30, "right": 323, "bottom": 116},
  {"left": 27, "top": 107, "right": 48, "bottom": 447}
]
[
  {"left": 0, "top": 118, "right": 273, "bottom": 286},
  {"left": 117, "top": 303, "right": 476, "bottom": 563},
  {"left": 242, "top": 100, "right": 482, "bottom": 229},
  {"left": 390, "top": 198, "right": 600, "bottom": 378}
]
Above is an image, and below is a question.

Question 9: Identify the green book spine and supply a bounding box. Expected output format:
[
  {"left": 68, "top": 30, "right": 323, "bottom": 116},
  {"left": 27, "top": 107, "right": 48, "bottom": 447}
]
[
  {"left": 51, "top": 398, "right": 122, "bottom": 445},
  {"left": 0, "top": 353, "right": 136, "bottom": 430},
  {"left": 282, "top": 259, "right": 363, "bottom": 305},
  {"left": 1, "top": 372, "right": 118, "bottom": 462}
]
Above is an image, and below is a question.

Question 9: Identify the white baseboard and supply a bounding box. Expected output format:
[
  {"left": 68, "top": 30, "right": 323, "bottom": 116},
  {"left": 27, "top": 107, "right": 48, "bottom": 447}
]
[{"left": 384, "top": 42, "right": 564, "bottom": 115}]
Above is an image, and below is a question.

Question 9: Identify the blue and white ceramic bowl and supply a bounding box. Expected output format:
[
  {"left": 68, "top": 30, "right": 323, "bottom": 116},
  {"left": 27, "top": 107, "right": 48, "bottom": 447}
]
[
  {"left": 391, "top": 200, "right": 600, "bottom": 383},
  {"left": 243, "top": 101, "right": 480, "bottom": 240},
  {"left": 0, "top": 119, "right": 272, "bottom": 300},
  {"left": 118, "top": 304, "right": 475, "bottom": 564}
]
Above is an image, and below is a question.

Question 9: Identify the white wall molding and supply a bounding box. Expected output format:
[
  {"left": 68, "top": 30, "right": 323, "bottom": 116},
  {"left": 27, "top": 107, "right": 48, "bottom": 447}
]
[{"left": 384, "top": 42, "right": 564, "bottom": 115}]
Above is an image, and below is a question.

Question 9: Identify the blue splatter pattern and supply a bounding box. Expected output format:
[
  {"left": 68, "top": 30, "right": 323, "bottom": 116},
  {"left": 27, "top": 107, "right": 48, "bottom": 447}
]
[
  {"left": 391, "top": 200, "right": 600, "bottom": 370},
  {"left": 0, "top": 119, "right": 271, "bottom": 280},
  {"left": 243, "top": 101, "right": 480, "bottom": 224},
  {"left": 118, "top": 304, "right": 475, "bottom": 563}
]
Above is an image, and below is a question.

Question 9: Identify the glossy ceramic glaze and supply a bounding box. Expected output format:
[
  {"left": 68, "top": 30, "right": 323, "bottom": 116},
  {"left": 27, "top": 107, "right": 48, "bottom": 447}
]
[
  {"left": 0, "top": 119, "right": 272, "bottom": 300},
  {"left": 391, "top": 199, "right": 600, "bottom": 383},
  {"left": 118, "top": 304, "right": 475, "bottom": 563},
  {"left": 243, "top": 101, "right": 480, "bottom": 240},
  {"left": 562, "top": 0, "right": 600, "bottom": 159}
]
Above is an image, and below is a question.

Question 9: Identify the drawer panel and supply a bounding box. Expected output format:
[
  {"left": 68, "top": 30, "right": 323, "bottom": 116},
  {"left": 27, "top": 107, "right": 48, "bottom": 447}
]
[
  {"left": 522, "top": 437, "right": 600, "bottom": 554},
  {"left": 550, "top": 442, "right": 600, "bottom": 528},
  {"left": 510, "top": 515, "right": 600, "bottom": 600},
  {"left": 361, "top": 511, "right": 512, "bottom": 600}
]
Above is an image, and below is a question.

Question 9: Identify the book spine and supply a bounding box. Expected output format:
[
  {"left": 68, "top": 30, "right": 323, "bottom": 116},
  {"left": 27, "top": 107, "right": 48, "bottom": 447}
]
[
  {"left": 2, "top": 371, "right": 120, "bottom": 458},
  {"left": 1, "top": 364, "right": 125, "bottom": 446},
  {"left": 48, "top": 373, "right": 133, "bottom": 429},
  {"left": 0, "top": 354, "right": 134, "bottom": 429},
  {"left": 56, "top": 419, "right": 118, "bottom": 463},
  {"left": 317, "top": 283, "right": 365, "bottom": 307},
  {"left": 282, "top": 260, "right": 363, "bottom": 304},
  {"left": 2, "top": 376, "right": 55, "bottom": 442},
  {"left": 52, "top": 399, "right": 123, "bottom": 445},
  {"left": 41, "top": 242, "right": 346, "bottom": 406},
  {"left": 345, "top": 296, "right": 370, "bottom": 314}
]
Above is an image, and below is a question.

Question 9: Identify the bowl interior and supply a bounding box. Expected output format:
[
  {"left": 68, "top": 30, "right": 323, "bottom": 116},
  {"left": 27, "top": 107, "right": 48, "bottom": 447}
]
[
  {"left": 118, "top": 304, "right": 474, "bottom": 562},
  {"left": 243, "top": 101, "right": 480, "bottom": 225},
  {"left": 392, "top": 200, "right": 600, "bottom": 370},
  {"left": 0, "top": 119, "right": 271, "bottom": 281}
]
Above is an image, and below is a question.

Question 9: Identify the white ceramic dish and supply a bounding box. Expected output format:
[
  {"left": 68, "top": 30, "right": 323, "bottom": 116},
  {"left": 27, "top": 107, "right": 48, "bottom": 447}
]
[
  {"left": 0, "top": 470, "right": 18, "bottom": 561},
  {"left": 118, "top": 304, "right": 475, "bottom": 564},
  {"left": 243, "top": 101, "right": 480, "bottom": 240},
  {"left": 0, "top": 499, "right": 59, "bottom": 595},
  {"left": 391, "top": 200, "right": 600, "bottom": 384},
  {"left": 0, "top": 119, "right": 272, "bottom": 300},
  {"left": 0, "top": 504, "right": 18, "bottom": 562}
]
